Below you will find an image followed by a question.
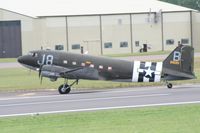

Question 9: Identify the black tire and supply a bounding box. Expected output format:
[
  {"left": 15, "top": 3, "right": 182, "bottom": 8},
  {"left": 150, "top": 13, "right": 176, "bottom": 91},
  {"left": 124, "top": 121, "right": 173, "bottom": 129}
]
[
  {"left": 58, "top": 84, "right": 71, "bottom": 94},
  {"left": 167, "top": 83, "right": 173, "bottom": 89}
]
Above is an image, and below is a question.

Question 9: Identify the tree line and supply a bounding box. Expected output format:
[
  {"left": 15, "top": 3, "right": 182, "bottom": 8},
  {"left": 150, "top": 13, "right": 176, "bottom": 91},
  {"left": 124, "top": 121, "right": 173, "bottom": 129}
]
[{"left": 160, "top": 0, "right": 200, "bottom": 11}]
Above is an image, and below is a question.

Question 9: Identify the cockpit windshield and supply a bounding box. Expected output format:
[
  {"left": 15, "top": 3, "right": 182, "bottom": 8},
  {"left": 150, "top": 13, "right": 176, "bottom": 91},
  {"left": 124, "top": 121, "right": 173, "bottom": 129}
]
[{"left": 28, "top": 52, "right": 38, "bottom": 57}]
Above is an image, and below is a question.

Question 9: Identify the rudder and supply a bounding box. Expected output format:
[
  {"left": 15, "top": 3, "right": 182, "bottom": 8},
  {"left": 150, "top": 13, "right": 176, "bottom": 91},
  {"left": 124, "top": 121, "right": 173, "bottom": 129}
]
[{"left": 163, "top": 45, "right": 195, "bottom": 80}]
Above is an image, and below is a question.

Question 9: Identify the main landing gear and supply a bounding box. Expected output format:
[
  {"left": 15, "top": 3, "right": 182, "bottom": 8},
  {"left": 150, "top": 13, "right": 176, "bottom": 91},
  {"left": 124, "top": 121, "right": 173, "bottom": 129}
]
[
  {"left": 163, "top": 79, "right": 173, "bottom": 89},
  {"left": 167, "top": 83, "right": 173, "bottom": 89},
  {"left": 165, "top": 80, "right": 173, "bottom": 89},
  {"left": 58, "top": 79, "right": 79, "bottom": 94}
]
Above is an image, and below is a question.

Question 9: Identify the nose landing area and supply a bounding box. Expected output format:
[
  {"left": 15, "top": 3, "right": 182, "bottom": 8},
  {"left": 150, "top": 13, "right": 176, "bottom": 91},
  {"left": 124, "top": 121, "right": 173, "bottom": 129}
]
[
  {"left": 17, "top": 56, "right": 24, "bottom": 64},
  {"left": 17, "top": 55, "right": 29, "bottom": 66}
]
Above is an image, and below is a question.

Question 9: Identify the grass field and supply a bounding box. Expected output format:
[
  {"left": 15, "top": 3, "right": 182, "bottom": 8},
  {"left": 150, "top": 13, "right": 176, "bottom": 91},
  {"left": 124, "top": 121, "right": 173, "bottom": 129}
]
[
  {"left": 0, "top": 68, "right": 161, "bottom": 91},
  {"left": 0, "top": 57, "right": 199, "bottom": 92},
  {"left": 0, "top": 58, "right": 17, "bottom": 63},
  {"left": 0, "top": 104, "right": 200, "bottom": 133}
]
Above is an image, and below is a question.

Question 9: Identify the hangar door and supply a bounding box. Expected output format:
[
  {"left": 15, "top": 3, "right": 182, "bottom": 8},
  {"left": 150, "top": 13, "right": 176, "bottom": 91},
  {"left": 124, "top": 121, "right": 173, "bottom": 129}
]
[{"left": 0, "top": 21, "right": 22, "bottom": 58}]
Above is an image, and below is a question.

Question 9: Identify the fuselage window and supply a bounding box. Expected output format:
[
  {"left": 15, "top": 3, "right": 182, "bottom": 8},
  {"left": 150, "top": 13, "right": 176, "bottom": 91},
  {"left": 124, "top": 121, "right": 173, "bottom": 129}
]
[
  {"left": 28, "top": 52, "right": 33, "bottom": 56},
  {"left": 99, "top": 65, "right": 103, "bottom": 69},
  {"left": 81, "top": 63, "right": 85, "bottom": 66},
  {"left": 108, "top": 66, "right": 112, "bottom": 71},
  {"left": 90, "top": 64, "right": 94, "bottom": 68},
  {"left": 32, "top": 53, "right": 38, "bottom": 57},
  {"left": 63, "top": 60, "right": 68, "bottom": 64},
  {"left": 72, "top": 61, "right": 77, "bottom": 65}
]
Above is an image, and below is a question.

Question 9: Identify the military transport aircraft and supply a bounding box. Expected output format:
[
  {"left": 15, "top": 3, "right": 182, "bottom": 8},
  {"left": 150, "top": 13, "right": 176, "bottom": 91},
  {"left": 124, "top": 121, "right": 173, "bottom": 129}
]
[{"left": 18, "top": 45, "right": 195, "bottom": 94}]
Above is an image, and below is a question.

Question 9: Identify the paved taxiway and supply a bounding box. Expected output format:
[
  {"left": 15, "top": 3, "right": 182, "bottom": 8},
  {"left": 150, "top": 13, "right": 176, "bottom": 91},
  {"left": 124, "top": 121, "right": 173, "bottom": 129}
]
[{"left": 0, "top": 84, "right": 200, "bottom": 117}]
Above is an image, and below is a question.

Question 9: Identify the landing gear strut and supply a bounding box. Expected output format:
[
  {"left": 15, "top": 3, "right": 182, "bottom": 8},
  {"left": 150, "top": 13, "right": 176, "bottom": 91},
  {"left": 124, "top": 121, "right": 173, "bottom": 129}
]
[{"left": 58, "top": 79, "right": 79, "bottom": 94}]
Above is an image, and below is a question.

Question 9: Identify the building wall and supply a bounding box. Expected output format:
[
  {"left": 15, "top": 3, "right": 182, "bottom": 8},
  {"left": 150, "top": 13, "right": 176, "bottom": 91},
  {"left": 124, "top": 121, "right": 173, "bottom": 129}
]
[
  {"left": 0, "top": 9, "right": 39, "bottom": 55},
  {"left": 38, "top": 17, "right": 67, "bottom": 51},
  {"left": 1, "top": 8, "right": 198, "bottom": 56},
  {"left": 132, "top": 13, "right": 162, "bottom": 53},
  {"left": 163, "top": 12, "right": 191, "bottom": 51},
  {"left": 192, "top": 12, "right": 200, "bottom": 52},
  {"left": 67, "top": 16, "right": 101, "bottom": 55},
  {"left": 101, "top": 15, "right": 131, "bottom": 55}
]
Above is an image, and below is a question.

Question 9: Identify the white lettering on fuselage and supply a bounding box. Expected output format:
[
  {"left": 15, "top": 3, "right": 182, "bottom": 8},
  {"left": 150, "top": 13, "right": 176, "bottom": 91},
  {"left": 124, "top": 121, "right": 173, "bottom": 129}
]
[{"left": 37, "top": 54, "right": 54, "bottom": 65}]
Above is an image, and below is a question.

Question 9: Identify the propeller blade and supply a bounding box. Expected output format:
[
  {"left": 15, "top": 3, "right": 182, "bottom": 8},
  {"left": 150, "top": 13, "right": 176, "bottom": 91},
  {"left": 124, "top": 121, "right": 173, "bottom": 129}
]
[
  {"left": 40, "top": 76, "right": 43, "bottom": 84},
  {"left": 39, "top": 69, "right": 41, "bottom": 78},
  {"left": 27, "top": 69, "right": 31, "bottom": 75},
  {"left": 38, "top": 65, "right": 43, "bottom": 78},
  {"left": 38, "top": 65, "right": 43, "bottom": 84}
]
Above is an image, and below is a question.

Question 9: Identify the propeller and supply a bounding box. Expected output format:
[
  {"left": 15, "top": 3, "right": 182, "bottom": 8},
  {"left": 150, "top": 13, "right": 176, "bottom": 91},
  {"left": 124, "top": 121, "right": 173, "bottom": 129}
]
[
  {"left": 40, "top": 76, "right": 43, "bottom": 84},
  {"left": 38, "top": 65, "right": 43, "bottom": 84},
  {"left": 27, "top": 69, "right": 31, "bottom": 75}
]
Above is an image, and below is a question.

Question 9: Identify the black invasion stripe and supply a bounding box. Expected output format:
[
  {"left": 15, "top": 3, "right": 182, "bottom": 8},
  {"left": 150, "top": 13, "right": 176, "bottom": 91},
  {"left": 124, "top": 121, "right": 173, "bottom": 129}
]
[
  {"left": 138, "top": 62, "right": 145, "bottom": 82},
  {"left": 149, "top": 62, "right": 156, "bottom": 82}
]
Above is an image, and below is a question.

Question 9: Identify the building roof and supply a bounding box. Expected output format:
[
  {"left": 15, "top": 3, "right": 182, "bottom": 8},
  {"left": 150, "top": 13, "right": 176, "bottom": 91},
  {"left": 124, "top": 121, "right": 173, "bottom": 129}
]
[{"left": 0, "top": 0, "right": 194, "bottom": 17}]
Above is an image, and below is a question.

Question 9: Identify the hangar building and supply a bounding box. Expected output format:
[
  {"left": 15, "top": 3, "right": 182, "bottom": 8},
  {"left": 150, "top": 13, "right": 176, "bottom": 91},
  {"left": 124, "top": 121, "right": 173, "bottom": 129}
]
[{"left": 0, "top": 0, "right": 200, "bottom": 57}]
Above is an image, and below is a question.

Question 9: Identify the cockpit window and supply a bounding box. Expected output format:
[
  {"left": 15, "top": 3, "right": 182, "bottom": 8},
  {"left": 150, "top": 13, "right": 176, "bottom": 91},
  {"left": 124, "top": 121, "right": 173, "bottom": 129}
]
[
  {"left": 28, "top": 52, "right": 33, "bottom": 56},
  {"left": 32, "top": 53, "right": 38, "bottom": 57},
  {"left": 28, "top": 52, "right": 38, "bottom": 57}
]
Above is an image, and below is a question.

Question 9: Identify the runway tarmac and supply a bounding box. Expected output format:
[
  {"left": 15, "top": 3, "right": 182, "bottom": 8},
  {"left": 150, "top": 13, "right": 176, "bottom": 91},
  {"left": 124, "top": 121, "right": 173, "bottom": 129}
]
[{"left": 0, "top": 84, "right": 200, "bottom": 117}]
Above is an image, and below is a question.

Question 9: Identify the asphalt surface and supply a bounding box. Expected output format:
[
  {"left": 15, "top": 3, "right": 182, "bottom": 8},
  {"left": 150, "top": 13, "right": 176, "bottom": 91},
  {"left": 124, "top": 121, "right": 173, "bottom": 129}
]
[
  {"left": 0, "top": 84, "right": 200, "bottom": 117},
  {"left": 0, "top": 62, "right": 21, "bottom": 69}
]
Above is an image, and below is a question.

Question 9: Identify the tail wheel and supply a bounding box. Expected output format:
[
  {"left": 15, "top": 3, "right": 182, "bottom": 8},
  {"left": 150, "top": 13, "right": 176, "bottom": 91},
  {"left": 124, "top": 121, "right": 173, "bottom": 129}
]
[
  {"left": 58, "top": 84, "right": 71, "bottom": 94},
  {"left": 167, "top": 83, "right": 173, "bottom": 89}
]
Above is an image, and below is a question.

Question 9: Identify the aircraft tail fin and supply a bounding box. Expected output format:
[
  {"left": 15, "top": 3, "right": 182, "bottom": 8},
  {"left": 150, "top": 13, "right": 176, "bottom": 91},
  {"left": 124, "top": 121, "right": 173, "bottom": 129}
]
[{"left": 162, "top": 45, "right": 196, "bottom": 80}]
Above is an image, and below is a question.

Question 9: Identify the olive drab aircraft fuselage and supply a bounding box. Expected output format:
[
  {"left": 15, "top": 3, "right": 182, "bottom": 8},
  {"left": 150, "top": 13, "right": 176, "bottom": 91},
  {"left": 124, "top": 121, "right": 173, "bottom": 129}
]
[{"left": 18, "top": 45, "right": 196, "bottom": 94}]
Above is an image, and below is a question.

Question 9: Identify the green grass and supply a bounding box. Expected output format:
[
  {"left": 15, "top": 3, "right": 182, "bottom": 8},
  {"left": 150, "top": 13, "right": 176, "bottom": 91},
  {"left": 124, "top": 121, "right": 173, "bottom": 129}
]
[
  {"left": 0, "top": 57, "right": 199, "bottom": 92},
  {"left": 0, "top": 58, "right": 17, "bottom": 63},
  {"left": 0, "top": 68, "right": 162, "bottom": 91},
  {"left": 1, "top": 104, "right": 200, "bottom": 133},
  {"left": 105, "top": 51, "right": 171, "bottom": 57}
]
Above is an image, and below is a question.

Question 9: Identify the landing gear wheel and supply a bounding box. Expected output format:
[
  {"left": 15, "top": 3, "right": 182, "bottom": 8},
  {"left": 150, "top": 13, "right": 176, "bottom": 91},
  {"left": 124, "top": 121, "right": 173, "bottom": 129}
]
[
  {"left": 58, "top": 84, "right": 71, "bottom": 94},
  {"left": 167, "top": 83, "right": 173, "bottom": 89}
]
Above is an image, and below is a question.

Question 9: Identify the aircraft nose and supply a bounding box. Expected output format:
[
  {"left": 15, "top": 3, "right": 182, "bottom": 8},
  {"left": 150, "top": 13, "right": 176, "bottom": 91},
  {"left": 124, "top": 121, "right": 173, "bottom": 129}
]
[{"left": 17, "top": 56, "right": 26, "bottom": 64}]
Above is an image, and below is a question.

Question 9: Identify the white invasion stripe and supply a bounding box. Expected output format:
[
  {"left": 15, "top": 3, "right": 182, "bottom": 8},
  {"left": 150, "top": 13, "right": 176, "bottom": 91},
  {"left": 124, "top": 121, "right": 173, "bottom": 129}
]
[
  {"left": 1, "top": 100, "right": 200, "bottom": 118},
  {"left": 143, "top": 62, "right": 152, "bottom": 82},
  {"left": 0, "top": 94, "right": 169, "bottom": 107},
  {"left": 155, "top": 62, "right": 163, "bottom": 82},
  {"left": 132, "top": 61, "right": 140, "bottom": 82}
]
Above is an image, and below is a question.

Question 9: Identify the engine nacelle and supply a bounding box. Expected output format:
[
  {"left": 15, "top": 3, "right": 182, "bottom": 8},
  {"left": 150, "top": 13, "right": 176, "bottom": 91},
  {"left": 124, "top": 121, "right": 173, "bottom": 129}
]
[
  {"left": 40, "top": 71, "right": 58, "bottom": 81},
  {"left": 40, "top": 65, "right": 67, "bottom": 81}
]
